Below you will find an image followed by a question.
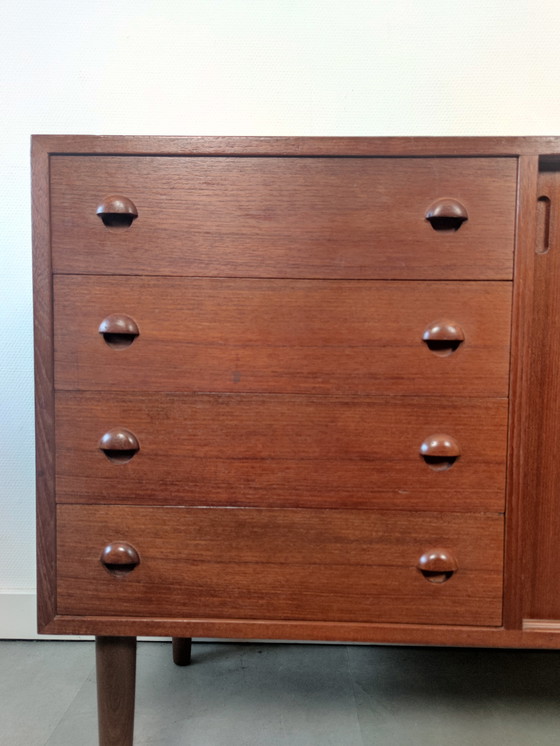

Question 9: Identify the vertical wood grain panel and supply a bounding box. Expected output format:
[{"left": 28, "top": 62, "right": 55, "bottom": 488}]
[
  {"left": 32, "top": 137, "right": 56, "bottom": 631},
  {"left": 523, "top": 160, "right": 560, "bottom": 621},
  {"left": 503, "top": 156, "right": 538, "bottom": 628}
]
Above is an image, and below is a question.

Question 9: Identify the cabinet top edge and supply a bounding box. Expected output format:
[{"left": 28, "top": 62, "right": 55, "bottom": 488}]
[{"left": 30, "top": 135, "right": 560, "bottom": 158}]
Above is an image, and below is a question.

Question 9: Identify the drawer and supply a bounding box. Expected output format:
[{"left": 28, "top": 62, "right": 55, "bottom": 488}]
[
  {"left": 50, "top": 156, "right": 516, "bottom": 279},
  {"left": 56, "top": 505, "right": 504, "bottom": 626},
  {"left": 55, "top": 392, "right": 507, "bottom": 511},
  {"left": 54, "top": 276, "right": 511, "bottom": 397}
]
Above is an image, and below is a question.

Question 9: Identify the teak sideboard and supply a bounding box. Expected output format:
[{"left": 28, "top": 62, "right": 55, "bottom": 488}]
[{"left": 32, "top": 136, "right": 560, "bottom": 745}]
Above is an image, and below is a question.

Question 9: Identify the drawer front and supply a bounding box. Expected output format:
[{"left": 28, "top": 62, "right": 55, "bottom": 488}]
[
  {"left": 56, "top": 506, "right": 504, "bottom": 626},
  {"left": 55, "top": 393, "right": 507, "bottom": 511},
  {"left": 50, "top": 156, "right": 516, "bottom": 279},
  {"left": 54, "top": 277, "right": 511, "bottom": 397}
]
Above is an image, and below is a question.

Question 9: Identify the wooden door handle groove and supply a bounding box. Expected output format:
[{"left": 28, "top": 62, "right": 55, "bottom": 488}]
[
  {"left": 425, "top": 198, "right": 468, "bottom": 231},
  {"left": 96, "top": 195, "right": 138, "bottom": 229},
  {"left": 420, "top": 434, "right": 461, "bottom": 471},
  {"left": 98, "top": 314, "right": 140, "bottom": 349},
  {"left": 417, "top": 548, "right": 458, "bottom": 583},
  {"left": 536, "top": 194, "right": 552, "bottom": 254},
  {"left": 100, "top": 542, "right": 140, "bottom": 576},
  {"left": 99, "top": 428, "right": 140, "bottom": 463}
]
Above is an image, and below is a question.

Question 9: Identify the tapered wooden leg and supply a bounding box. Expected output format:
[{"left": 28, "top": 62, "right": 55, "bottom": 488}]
[
  {"left": 172, "top": 637, "right": 192, "bottom": 666},
  {"left": 96, "top": 636, "right": 137, "bottom": 746}
]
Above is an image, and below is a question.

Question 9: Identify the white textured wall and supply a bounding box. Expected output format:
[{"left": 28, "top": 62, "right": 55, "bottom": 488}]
[{"left": 1, "top": 0, "right": 560, "bottom": 635}]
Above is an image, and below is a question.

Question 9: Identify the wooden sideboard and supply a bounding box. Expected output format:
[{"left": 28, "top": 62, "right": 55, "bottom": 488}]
[{"left": 32, "top": 136, "right": 560, "bottom": 745}]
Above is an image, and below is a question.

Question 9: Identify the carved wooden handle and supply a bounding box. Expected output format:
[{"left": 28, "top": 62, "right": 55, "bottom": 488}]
[
  {"left": 422, "top": 321, "right": 464, "bottom": 356},
  {"left": 100, "top": 542, "right": 140, "bottom": 575},
  {"left": 420, "top": 434, "right": 461, "bottom": 470},
  {"left": 425, "top": 198, "right": 468, "bottom": 231},
  {"left": 98, "top": 314, "right": 139, "bottom": 349},
  {"left": 99, "top": 428, "right": 140, "bottom": 463},
  {"left": 417, "top": 548, "right": 458, "bottom": 583},
  {"left": 96, "top": 195, "right": 138, "bottom": 228}
]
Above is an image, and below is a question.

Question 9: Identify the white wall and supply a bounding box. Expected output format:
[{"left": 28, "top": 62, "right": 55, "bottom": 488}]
[{"left": 1, "top": 0, "right": 560, "bottom": 638}]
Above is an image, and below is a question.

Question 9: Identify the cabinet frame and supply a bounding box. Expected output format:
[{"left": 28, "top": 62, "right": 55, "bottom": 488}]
[{"left": 32, "top": 136, "right": 560, "bottom": 647}]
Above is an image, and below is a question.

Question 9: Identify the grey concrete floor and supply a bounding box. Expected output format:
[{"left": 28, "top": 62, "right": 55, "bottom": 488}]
[{"left": 1, "top": 641, "right": 560, "bottom": 746}]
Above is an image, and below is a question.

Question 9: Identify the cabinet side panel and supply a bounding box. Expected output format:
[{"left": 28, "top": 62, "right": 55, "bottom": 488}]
[
  {"left": 524, "top": 160, "right": 560, "bottom": 620},
  {"left": 503, "top": 156, "right": 538, "bottom": 628},
  {"left": 32, "top": 138, "right": 56, "bottom": 631}
]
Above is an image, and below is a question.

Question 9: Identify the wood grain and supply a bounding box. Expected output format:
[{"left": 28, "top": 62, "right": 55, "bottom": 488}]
[
  {"left": 31, "top": 137, "right": 57, "bottom": 632},
  {"left": 31, "top": 134, "right": 560, "bottom": 157},
  {"left": 33, "top": 135, "right": 560, "bottom": 651},
  {"left": 502, "top": 155, "right": 538, "bottom": 628},
  {"left": 55, "top": 392, "right": 507, "bottom": 510},
  {"left": 40, "top": 615, "right": 560, "bottom": 648},
  {"left": 50, "top": 156, "right": 516, "bottom": 279},
  {"left": 522, "top": 620, "right": 560, "bottom": 633},
  {"left": 54, "top": 277, "right": 512, "bottom": 397},
  {"left": 57, "top": 506, "right": 504, "bottom": 626},
  {"left": 524, "top": 161, "right": 560, "bottom": 621},
  {"left": 96, "top": 636, "right": 136, "bottom": 746}
]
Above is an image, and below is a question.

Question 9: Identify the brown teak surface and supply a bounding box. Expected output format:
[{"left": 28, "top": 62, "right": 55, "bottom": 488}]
[
  {"left": 96, "top": 636, "right": 136, "bottom": 746},
  {"left": 32, "top": 136, "right": 560, "bottom": 649},
  {"left": 50, "top": 155, "right": 516, "bottom": 279},
  {"left": 55, "top": 392, "right": 507, "bottom": 510},
  {"left": 524, "top": 162, "right": 560, "bottom": 621},
  {"left": 54, "top": 276, "right": 512, "bottom": 397},
  {"left": 57, "top": 505, "right": 504, "bottom": 627}
]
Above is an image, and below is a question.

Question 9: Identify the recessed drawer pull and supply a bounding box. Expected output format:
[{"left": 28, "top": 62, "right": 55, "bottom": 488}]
[
  {"left": 96, "top": 195, "right": 138, "bottom": 229},
  {"left": 425, "top": 198, "right": 468, "bottom": 231},
  {"left": 536, "top": 194, "right": 552, "bottom": 254},
  {"left": 417, "top": 548, "right": 458, "bottom": 583},
  {"left": 99, "top": 428, "right": 140, "bottom": 463},
  {"left": 100, "top": 542, "right": 140, "bottom": 576},
  {"left": 420, "top": 434, "right": 461, "bottom": 471},
  {"left": 422, "top": 320, "right": 464, "bottom": 356},
  {"left": 98, "top": 314, "right": 139, "bottom": 349}
]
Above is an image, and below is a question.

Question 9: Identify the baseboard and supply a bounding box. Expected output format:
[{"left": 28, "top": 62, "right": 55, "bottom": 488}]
[
  {"left": 0, "top": 593, "right": 260, "bottom": 643},
  {"left": 0, "top": 591, "right": 76, "bottom": 639},
  {"left": 0, "top": 591, "right": 92, "bottom": 640},
  {"left": 0, "top": 592, "right": 172, "bottom": 641}
]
